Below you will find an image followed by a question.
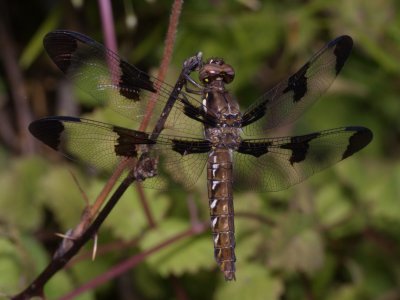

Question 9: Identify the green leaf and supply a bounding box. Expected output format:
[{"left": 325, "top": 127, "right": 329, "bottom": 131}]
[
  {"left": 267, "top": 214, "right": 324, "bottom": 275},
  {"left": 19, "top": 5, "right": 62, "bottom": 69},
  {"left": 315, "top": 182, "right": 352, "bottom": 228},
  {"left": 38, "top": 166, "right": 89, "bottom": 229},
  {"left": 139, "top": 219, "right": 214, "bottom": 277},
  {"left": 43, "top": 269, "right": 94, "bottom": 300},
  {"left": 326, "top": 284, "right": 361, "bottom": 300},
  {"left": 0, "top": 157, "right": 47, "bottom": 230},
  {"left": 105, "top": 187, "right": 170, "bottom": 240},
  {"left": 0, "top": 233, "right": 50, "bottom": 295},
  {"left": 0, "top": 238, "right": 22, "bottom": 294},
  {"left": 234, "top": 192, "right": 268, "bottom": 262},
  {"left": 214, "top": 265, "right": 283, "bottom": 300}
]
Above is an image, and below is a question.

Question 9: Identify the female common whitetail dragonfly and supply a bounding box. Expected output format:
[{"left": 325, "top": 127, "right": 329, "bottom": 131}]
[{"left": 29, "top": 31, "right": 372, "bottom": 281}]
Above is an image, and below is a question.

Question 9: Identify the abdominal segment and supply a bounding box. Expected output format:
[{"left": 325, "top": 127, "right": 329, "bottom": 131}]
[{"left": 207, "top": 149, "right": 236, "bottom": 281}]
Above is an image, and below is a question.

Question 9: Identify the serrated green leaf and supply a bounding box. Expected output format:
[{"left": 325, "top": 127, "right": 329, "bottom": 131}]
[
  {"left": 335, "top": 158, "right": 374, "bottom": 197},
  {"left": 38, "top": 166, "right": 88, "bottom": 229},
  {"left": 369, "top": 163, "right": 400, "bottom": 218},
  {"left": 267, "top": 214, "right": 324, "bottom": 275},
  {"left": 315, "top": 182, "right": 352, "bottom": 228},
  {"left": 139, "top": 219, "right": 214, "bottom": 277},
  {"left": 326, "top": 284, "right": 361, "bottom": 300},
  {"left": 19, "top": 233, "right": 50, "bottom": 272},
  {"left": 43, "top": 269, "right": 94, "bottom": 300},
  {"left": 0, "top": 233, "right": 51, "bottom": 295},
  {"left": 0, "top": 157, "right": 47, "bottom": 230},
  {"left": 234, "top": 192, "right": 269, "bottom": 262},
  {"left": 215, "top": 265, "right": 283, "bottom": 300},
  {"left": 0, "top": 238, "right": 21, "bottom": 294},
  {"left": 105, "top": 187, "right": 170, "bottom": 240}
]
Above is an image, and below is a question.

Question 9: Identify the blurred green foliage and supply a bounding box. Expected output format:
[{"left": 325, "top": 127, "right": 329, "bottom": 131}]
[{"left": 0, "top": 0, "right": 399, "bottom": 299}]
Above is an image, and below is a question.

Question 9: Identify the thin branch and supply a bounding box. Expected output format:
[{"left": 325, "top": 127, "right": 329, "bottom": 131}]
[
  {"left": 81, "top": 0, "right": 125, "bottom": 221},
  {"left": 135, "top": 182, "right": 156, "bottom": 228},
  {"left": 88, "top": 0, "right": 184, "bottom": 229},
  {"left": 69, "top": 170, "right": 90, "bottom": 206},
  {"left": 0, "top": 104, "right": 19, "bottom": 152},
  {"left": 98, "top": 0, "right": 161, "bottom": 229},
  {"left": 89, "top": 159, "right": 131, "bottom": 216},
  {"left": 171, "top": 275, "right": 189, "bottom": 300},
  {"left": 135, "top": 0, "right": 183, "bottom": 227},
  {"left": 0, "top": 13, "right": 34, "bottom": 154},
  {"left": 235, "top": 211, "right": 276, "bottom": 226},
  {"left": 73, "top": 236, "right": 142, "bottom": 263},
  {"left": 98, "top": 0, "right": 118, "bottom": 53},
  {"left": 187, "top": 194, "right": 201, "bottom": 227},
  {"left": 138, "top": 0, "right": 183, "bottom": 132}
]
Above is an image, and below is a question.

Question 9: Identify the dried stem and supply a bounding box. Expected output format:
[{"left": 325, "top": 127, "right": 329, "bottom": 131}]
[
  {"left": 81, "top": 0, "right": 124, "bottom": 221},
  {"left": 187, "top": 194, "right": 201, "bottom": 227},
  {"left": 235, "top": 211, "right": 275, "bottom": 226},
  {"left": 139, "top": 0, "right": 183, "bottom": 132},
  {"left": 98, "top": 0, "right": 118, "bottom": 53},
  {"left": 0, "top": 13, "right": 34, "bottom": 154},
  {"left": 171, "top": 275, "right": 189, "bottom": 300},
  {"left": 134, "top": 0, "right": 183, "bottom": 227},
  {"left": 135, "top": 182, "right": 156, "bottom": 228}
]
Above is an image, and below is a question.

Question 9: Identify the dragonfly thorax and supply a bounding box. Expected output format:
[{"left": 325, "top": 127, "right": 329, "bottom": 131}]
[
  {"left": 219, "top": 110, "right": 242, "bottom": 127},
  {"left": 205, "top": 126, "right": 242, "bottom": 149}
]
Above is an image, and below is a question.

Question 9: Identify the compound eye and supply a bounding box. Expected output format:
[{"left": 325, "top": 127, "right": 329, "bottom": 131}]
[
  {"left": 221, "top": 66, "right": 235, "bottom": 83},
  {"left": 222, "top": 73, "right": 234, "bottom": 83}
]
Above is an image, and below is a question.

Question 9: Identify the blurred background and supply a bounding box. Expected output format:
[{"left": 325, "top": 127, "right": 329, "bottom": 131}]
[{"left": 0, "top": 0, "right": 399, "bottom": 299}]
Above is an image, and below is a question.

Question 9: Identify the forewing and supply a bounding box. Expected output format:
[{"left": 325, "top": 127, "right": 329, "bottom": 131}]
[
  {"left": 29, "top": 117, "right": 210, "bottom": 190},
  {"left": 43, "top": 30, "right": 204, "bottom": 136},
  {"left": 233, "top": 127, "right": 372, "bottom": 191},
  {"left": 242, "top": 36, "right": 353, "bottom": 136}
]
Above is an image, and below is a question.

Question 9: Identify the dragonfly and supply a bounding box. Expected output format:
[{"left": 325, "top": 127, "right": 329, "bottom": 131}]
[{"left": 29, "top": 30, "right": 372, "bottom": 281}]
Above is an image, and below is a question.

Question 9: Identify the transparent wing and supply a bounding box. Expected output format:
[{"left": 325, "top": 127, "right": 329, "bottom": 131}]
[
  {"left": 44, "top": 30, "right": 205, "bottom": 137},
  {"left": 233, "top": 126, "right": 372, "bottom": 191},
  {"left": 242, "top": 36, "right": 353, "bottom": 136},
  {"left": 29, "top": 116, "right": 210, "bottom": 190}
]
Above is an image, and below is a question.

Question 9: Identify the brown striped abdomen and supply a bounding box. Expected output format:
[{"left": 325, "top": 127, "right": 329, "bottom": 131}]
[{"left": 207, "top": 149, "right": 236, "bottom": 281}]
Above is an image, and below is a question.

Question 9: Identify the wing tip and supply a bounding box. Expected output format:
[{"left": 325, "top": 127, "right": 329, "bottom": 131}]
[
  {"left": 330, "top": 35, "right": 354, "bottom": 74},
  {"left": 29, "top": 116, "right": 81, "bottom": 150},
  {"left": 342, "top": 126, "right": 373, "bottom": 159},
  {"left": 43, "top": 31, "right": 79, "bottom": 73}
]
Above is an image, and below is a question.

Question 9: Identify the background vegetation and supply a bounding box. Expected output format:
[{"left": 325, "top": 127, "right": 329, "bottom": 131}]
[{"left": 0, "top": 0, "right": 399, "bottom": 299}]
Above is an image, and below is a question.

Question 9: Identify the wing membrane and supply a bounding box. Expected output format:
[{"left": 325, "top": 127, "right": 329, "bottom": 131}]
[
  {"left": 29, "top": 116, "right": 210, "bottom": 190},
  {"left": 43, "top": 30, "right": 205, "bottom": 136},
  {"left": 234, "top": 126, "right": 372, "bottom": 191},
  {"left": 242, "top": 36, "right": 353, "bottom": 136}
]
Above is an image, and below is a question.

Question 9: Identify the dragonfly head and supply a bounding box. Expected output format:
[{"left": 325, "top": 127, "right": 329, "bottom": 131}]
[{"left": 199, "top": 58, "right": 235, "bottom": 85}]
